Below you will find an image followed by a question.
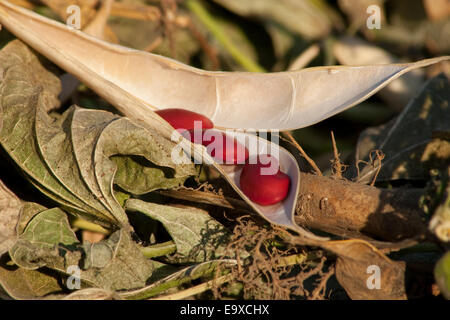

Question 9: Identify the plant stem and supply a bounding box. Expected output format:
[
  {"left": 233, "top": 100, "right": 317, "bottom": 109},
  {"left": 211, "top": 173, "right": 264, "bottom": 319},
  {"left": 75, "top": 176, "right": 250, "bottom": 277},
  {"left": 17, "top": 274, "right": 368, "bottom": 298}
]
[
  {"left": 140, "top": 241, "right": 177, "bottom": 258},
  {"left": 150, "top": 273, "right": 234, "bottom": 300},
  {"left": 277, "top": 252, "right": 318, "bottom": 267},
  {"left": 150, "top": 252, "right": 317, "bottom": 299},
  {"left": 282, "top": 131, "right": 323, "bottom": 176},
  {"left": 71, "top": 218, "right": 109, "bottom": 235},
  {"left": 185, "top": 0, "right": 266, "bottom": 73}
]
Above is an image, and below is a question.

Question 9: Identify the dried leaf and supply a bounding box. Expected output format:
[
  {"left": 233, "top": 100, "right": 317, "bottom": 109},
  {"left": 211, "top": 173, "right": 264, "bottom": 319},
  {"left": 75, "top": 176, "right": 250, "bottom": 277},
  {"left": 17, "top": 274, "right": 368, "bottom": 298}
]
[
  {"left": 0, "top": 40, "right": 197, "bottom": 229},
  {"left": 78, "top": 230, "right": 154, "bottom": 291},
  {"left": 61, "top": 287, "right": 122, "bottom": 300},
  {"left": 0, "top": 40, "right": 102, "bottom": 224},
  {"left": 125, "top": 198, "right": 230, "bottom": 263},
  {"left": 322, "top": 240, "right": 407, "bottom": 300},
  {"left": 15, "top": 202, "right": 47, "bottom": 235},
  {"left": 92, "top": 117, "right": 195, "bottom": 223},
  {"left": 35, "top": 106, "right": 115, "bottom": 221},
  {"left": 111, "top": 155, "right": 190, "bottom": 195},
  {"left": 352, "top": 75, "right": 450, "bottom": 183},
  {"left": 0, "top": 180, "right": 21, "bottom": 256},
  {"left": 9, "top": 208, "right": 79, "bottom": 270},
  {"left": 70, "top": 107, "right": 120, "bottom": 216},
  {"left": 11, "top": 225, "right": 155, "bottom": 291},
  {"left": 0, "top": 255, "right": 65, "bottom": 300}
]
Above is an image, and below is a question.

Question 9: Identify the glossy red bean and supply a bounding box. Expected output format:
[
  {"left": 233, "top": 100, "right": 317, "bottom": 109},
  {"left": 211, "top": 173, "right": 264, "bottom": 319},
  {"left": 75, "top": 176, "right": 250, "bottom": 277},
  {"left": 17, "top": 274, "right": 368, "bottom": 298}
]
[
  {"left": 155, "top": 108, "right": 214, "bottom": 131},
  {"left": 183, "top": 129, "right": 249, "bottom": 164},
  {"left": 239, "top": 155, "right": 290, "bottom": 205}
]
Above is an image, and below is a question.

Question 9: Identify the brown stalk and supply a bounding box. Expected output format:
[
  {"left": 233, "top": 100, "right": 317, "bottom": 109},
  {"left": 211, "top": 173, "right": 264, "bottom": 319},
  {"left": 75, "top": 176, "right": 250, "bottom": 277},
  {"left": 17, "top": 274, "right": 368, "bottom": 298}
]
[
  {"left": 144, "top": 36, "right": 163, "bottom": 52},
  {"left": 330, "top": 131, "right": 347, "bottom": 179},
  {"left": 185, "top": 19, "right": 220, "bottom": 70},
  {"left": 282, "top": 131, "right": 322, "bottom": 176},
  {"left": 369, "top": 150, "right": 385, "bottom": 186},
  {"left": 110, "top": 2, "right": 161, "bottom": 21}
]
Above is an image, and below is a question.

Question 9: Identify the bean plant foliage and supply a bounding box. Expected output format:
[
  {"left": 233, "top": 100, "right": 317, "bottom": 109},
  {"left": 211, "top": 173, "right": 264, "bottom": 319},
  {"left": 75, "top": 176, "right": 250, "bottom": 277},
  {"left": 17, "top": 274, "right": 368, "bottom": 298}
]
[
  {"left": 0, "top": 0, "right": 449, "bottom": 301},
  {"left": 0, "top": 40, "right": 233, "bottom": 299}
]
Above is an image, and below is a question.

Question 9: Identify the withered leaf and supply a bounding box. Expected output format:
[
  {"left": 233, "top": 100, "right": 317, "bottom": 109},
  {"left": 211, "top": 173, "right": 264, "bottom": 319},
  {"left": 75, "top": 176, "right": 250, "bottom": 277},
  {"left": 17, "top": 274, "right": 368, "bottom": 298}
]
[
  {"left": 125, "top": 198, "right": 230, "bottom": 264},
  {"left": 9, "top": 208, "right": 79, "bottom": 270},
  {"left": 351, "top": 75, "right": 450, "bottom": 183},
  {"left": 78, "top": 230, "right": 155, "bottom": 291},
  {"left": 93, "top": 117, "right": 195, "bottom": 224},
  {"left": 111, "top": 155, "right": 193, "bottom": 196},
  {"left": 70, "top": 107, "right": 120, "bottom": 216},
  {"left": 61, "top": 287, "right": 122, "bottom": 300},
  {"left": 0, "top": 255, "right": 65, "bottom": 300},
  {"left": 0, "top": 41, "right": 96, "bottom": 220},
  {"left": 11, "top": 224, "right": 155, "bottom": 291},
  {"left": 322, "top": 240, "right": 407, "bottom": 300},
  {"left": 0, "top": 180, "right": 22, "bottom": 256},
  {"left": 0, "top": 40, "right": 196, "bottom": 229},
  {"left": 15, "top": 202, "right": 47, "bottom": 236},
  {"left": 35, "top": 105, "right": 115, "bottom": 221}
]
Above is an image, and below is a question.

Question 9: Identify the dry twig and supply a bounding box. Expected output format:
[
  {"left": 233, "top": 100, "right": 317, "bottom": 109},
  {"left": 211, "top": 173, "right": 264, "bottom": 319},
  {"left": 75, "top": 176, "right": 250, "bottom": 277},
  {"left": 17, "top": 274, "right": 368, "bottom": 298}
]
[
  {"left": 282, "top": 131, "right": 322, "bottom": 176},
  {"left": 330, "top": 131, "right": 348, "bottom": 179}
]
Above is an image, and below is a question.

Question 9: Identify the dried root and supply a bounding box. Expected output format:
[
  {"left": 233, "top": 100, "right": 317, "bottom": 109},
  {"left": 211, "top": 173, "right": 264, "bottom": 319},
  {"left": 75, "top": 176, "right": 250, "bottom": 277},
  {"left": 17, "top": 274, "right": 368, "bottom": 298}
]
[{"left": 212, "top": 216, "right": 335, "bottom": 300}]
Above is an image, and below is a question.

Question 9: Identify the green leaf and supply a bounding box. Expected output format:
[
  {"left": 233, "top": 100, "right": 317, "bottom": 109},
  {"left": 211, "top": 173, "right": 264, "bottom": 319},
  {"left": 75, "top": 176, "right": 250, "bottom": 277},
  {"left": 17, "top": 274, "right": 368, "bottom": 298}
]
[
  {"left": 125, "top": 199, "right": 230, "bottom": 264},
  {"left": 9, "top": 207, "right": 79, "bottom": 270},
  {"left": 435, "top": 251, "right": 450, "bottom": 299},
  {"left": 111, "top": 155, "right": 190, "bottom": 195},
  {"left": 35, "top": 105, "right": 116, "bottom": 222},
  {"left": 78, "top": 230, "right": 155, "bottom": 291},
  {"left": 69, "top": 107, "right": 126, "bottom": 225},
  {"left": 0, "top": 199, "right": 72, "bottom": 299},
  {"left": 15, "top": 202, "right": 47, "bottom": 236},
  {"left": 0, "top": 255, "right": 65, "bottom": 300},
  {"left": 350, "top": 75, "right": 450, "bottom": 183},
  {"left": 92, "top": 117, "right": 195, "bottom": 224},
  {"left": 10, "top": 223, "right": 155, "bottom": 291}
]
